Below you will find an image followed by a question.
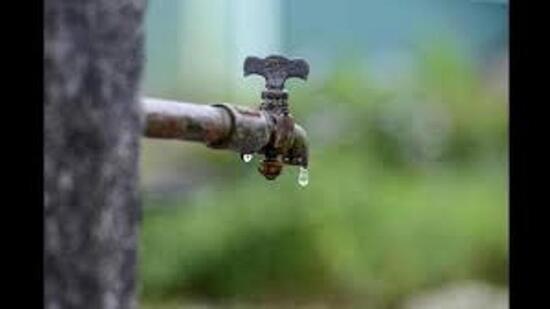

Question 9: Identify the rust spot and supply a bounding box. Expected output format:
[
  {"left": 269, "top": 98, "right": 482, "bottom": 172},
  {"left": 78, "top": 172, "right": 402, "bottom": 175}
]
[
  {"left": 145, "top": 114, "right": 185, "bottom": 138},
  {"left": 258, "top": 158, "right": 284, "bottom": 180},
  {"left": 204, "top": 121, "right": 228, "bottom": 147}
]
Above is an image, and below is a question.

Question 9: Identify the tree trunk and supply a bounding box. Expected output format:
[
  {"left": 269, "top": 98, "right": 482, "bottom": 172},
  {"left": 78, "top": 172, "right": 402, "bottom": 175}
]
[{"left": 44, "top": 0, "right": 146, "bottom": 308}]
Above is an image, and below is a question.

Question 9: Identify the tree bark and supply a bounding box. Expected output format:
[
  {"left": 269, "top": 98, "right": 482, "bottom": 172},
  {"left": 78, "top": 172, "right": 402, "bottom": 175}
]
[{"left": 44, "top": 0, "right": 146, "bottom": 308}]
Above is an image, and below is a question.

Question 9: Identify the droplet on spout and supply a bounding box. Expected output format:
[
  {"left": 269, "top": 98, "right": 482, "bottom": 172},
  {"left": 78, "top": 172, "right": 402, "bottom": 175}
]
[
  {"left": 241, "top": 153, "right": 253, "bottom": 163},
  {"left": 298, "top": 166, "right": 309, "bottom": 187}
]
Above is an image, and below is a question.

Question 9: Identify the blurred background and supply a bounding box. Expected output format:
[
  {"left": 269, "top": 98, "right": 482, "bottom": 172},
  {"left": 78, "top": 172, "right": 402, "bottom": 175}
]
[{"left": 139, "top": 0, "right": 508, "bottom": 308}]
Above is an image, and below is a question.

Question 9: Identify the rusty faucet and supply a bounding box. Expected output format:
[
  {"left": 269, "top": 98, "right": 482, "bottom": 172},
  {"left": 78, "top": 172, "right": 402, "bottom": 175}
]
[
  {"left": 244, "top": 55, "right": 309, "bottom": 179},
  {"left": 143, "top": 55, "right": 310, "bottom": 182}
]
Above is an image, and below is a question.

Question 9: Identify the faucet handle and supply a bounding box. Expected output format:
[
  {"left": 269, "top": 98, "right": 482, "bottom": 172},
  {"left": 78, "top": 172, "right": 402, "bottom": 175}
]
[{"left": 244, "top": 55, "right": 309, "bottom": 90}]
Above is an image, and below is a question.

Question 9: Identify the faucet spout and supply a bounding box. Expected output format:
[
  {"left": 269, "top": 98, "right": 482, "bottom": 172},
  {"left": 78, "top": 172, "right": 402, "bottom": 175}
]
[{"left": 285, "top": 124, "right": 309, "bottom": 168}]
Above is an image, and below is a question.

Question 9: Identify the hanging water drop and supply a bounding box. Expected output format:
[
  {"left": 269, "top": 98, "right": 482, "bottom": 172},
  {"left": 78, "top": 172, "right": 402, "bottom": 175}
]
[
  {"left": 298, "top": 166, "right": 309, "bottom": 187},
  {"left": 241, "top": 153, "right": 253, "bottom": 163}
]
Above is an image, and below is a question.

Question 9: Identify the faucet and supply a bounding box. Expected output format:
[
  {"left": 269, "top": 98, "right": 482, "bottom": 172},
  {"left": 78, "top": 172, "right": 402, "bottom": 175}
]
[{"left": 142, "top": 55, "right": 310, "bottom": 181}]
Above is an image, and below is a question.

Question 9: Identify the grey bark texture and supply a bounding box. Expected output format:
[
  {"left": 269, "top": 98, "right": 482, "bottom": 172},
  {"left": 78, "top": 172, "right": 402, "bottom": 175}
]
[{"left": 44, "top": 0, "right": 146, "bottom": 308}]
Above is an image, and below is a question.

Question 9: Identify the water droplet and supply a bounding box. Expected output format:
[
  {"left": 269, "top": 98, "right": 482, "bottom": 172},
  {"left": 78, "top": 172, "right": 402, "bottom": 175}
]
[
  {"left": 298, "top": 167, "right": 309, "bottom": 187},
  {"left": 242, "top": 153, "right": 253, "bottom": 163}
]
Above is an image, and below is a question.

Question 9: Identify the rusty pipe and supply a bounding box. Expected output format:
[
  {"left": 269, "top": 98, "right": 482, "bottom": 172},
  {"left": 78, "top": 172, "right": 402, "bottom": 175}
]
[{"left": 141, "top": 97, "right": 308, "bottom": 168}]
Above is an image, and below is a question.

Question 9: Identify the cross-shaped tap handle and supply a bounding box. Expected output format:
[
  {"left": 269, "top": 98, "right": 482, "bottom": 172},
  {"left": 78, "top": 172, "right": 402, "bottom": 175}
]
[{"left": 244, "top": 55, "right": 309, "bottom": 90}]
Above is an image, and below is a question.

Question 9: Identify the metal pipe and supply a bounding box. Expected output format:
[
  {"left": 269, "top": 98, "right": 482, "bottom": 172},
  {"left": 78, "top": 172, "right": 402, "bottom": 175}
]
[
  {"left": 142, "top": 97, "right": 232, "bottom": 147},
  {"left": 141, "top": 97, "right": 308, "bottom": 168}
]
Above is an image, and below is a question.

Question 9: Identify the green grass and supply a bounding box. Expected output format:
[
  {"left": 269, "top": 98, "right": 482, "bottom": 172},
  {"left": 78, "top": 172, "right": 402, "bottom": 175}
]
[{"left": 139, "top": 154, "right": 506, "bottom": 307}]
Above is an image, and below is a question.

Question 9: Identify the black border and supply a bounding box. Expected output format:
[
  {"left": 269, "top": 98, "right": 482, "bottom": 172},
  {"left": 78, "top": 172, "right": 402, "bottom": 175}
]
[
  {"left": 509, "top": 0, "right": 540, "bottom": 307},
  {"left": 5, "top": 0, "right": 44, "bottom": 307}
]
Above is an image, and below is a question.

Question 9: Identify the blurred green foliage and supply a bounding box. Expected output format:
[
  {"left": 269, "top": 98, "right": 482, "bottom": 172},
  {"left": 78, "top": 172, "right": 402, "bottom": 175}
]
[{"left": 139, "top": 43, "right": 507, "bottom": 308}]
